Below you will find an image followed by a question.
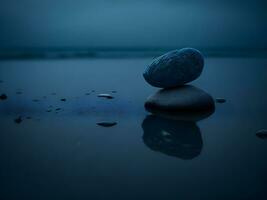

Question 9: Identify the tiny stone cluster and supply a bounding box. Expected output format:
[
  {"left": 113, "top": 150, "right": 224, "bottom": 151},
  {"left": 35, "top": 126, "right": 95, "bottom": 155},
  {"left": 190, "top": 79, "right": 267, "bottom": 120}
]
[{"left": 0, "top": 85, "right": 117, "bottom": 127}]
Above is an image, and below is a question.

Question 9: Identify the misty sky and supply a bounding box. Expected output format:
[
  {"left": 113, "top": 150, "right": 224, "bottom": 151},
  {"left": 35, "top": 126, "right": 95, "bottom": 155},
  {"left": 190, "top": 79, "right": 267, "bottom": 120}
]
[{"left": 0, "top": 0, "right": 266, "bottom": 49}]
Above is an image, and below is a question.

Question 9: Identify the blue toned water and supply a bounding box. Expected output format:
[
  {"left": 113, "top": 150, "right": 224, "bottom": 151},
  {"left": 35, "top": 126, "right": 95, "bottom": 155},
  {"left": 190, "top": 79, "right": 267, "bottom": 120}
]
[{"left": 0, "top": 57, "right": 267, "bottom": 199}]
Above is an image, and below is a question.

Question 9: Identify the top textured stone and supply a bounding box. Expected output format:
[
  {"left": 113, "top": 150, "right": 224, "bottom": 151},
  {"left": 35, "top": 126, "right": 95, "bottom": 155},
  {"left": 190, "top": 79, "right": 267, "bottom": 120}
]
[{"left": 143, "top": 48, "right": 204, "bottom": 88}]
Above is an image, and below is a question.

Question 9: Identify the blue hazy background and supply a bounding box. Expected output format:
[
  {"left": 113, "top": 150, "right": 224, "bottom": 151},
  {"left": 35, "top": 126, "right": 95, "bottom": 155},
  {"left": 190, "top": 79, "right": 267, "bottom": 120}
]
[
  {"left": 1, "top": 1, "right": 267, "bottom": 200},
  {"left": 0, "top": 0, "right": 266, "bottom": 52}
]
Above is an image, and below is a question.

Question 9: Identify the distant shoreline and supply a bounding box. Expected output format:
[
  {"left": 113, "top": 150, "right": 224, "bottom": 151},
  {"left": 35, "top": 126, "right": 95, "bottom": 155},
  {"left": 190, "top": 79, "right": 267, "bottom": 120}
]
[{"left": 0, "top": 47, "right": 267, "bottom": 60}]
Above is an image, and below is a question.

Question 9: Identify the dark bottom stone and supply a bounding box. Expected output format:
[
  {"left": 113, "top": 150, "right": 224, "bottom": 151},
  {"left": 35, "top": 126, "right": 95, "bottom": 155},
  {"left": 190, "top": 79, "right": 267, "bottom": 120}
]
[{"left": 145, "top": 85, "right": 215, "bottom": 121}]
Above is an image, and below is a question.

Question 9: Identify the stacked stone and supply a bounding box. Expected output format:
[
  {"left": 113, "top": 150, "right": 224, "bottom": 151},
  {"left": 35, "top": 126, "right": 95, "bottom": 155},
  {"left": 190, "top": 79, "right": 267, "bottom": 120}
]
[
  {"left": 143, "top": 48, "right": 215, "bottom": 121},
  {"left": 142, "top": 48, "right": 215, "bottom": 159}
]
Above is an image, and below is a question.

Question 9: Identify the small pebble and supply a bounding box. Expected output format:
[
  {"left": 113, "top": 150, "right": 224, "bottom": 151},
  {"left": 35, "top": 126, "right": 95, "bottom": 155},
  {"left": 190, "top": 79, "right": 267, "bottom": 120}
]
[
  {"left": 60, "top": 98, "right": 66, "bottom": 102},
  {"left": 111, "top": 90, "right": 117, "bottom": 93},
  {"left": 43, "top": 96, "right": 47, "bottom": 99},
  {"left": 256, "top": 130, "right": 267, "bottom": 139},
  {"left": 0, "top": 94, "right": 7, "bottom": 100},
  {"left": 16, "top": 91, "right": 22, "bottom": 95},
  {"left": 55, "top": 108, "right": 61, "bottom": 111},
  {"left": 14, "top": 116, "right": 22, "bottom": 124},
  {"left": 216, "top": 98, "right": 226, "bottom": 103},
  {"left": 32, "top": 99, "right": 39, "bottom": 102},
  {"left": 97, "top": 122, "right": 117, "bottom": 127},
  {"left": 97, "top": 94, "right": 114, "bottom": 99},
  {"left": 46, "top": 109, "right": 52, "bottom": 112},
  {"left": 0, "top": 80, "right": 3, "bottom": 83},
  {"left": 91, "top": 90, "right": 95, "bottom": 92},
  {"left": 85, "top": 93, "right": 91, "bottom": 95},
  {"left": 26, "top": 117, "right": 32, "bottom": 119}
]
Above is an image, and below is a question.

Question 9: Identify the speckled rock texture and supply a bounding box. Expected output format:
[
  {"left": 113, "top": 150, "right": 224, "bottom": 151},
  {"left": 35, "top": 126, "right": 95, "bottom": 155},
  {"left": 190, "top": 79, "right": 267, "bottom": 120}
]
[{"left": 143, "top": 48, "right": 204, "bottom": 88}]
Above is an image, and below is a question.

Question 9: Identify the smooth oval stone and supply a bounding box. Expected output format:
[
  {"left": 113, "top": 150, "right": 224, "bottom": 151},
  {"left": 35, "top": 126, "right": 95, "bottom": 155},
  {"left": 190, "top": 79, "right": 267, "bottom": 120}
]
[
  {"left": 216, "top": 98, "right": 226, "bottom": 103},
  {"left": 0, "top": 94, "right": 7, "bottom": 100},
  {"left": 143, "top": 48, "right": 204, "bottom": 88},
  {"left": 14, "top": 116, "right": 22, "bottom": 124},
  {"left": 145, "top": 85, "right": 215, "bottom": 121},
  {"left": 97, "top": 94, "right": 114, "bottom": 99},
  {"left": 97, "top": 122, "right": 117, "bottom": 127}
]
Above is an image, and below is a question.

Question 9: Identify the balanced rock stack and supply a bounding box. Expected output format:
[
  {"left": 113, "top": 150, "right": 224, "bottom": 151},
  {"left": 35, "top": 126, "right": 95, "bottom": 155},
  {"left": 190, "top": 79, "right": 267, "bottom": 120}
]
[{"left": 143, "top": 48, "right": 215, "bottom": 121}]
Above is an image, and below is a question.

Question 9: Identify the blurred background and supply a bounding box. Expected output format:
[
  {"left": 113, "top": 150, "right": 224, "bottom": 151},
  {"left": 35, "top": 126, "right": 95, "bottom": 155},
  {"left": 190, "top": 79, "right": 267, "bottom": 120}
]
[{"left": 0, "top": 0, "right": 266, "bottom": 58}]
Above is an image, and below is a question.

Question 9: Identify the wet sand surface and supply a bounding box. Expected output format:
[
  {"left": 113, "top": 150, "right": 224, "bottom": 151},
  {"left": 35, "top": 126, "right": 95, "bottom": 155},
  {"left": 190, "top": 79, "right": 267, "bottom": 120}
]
[{"left": 0, "top": 57, "right": 267, "bottom": 200}]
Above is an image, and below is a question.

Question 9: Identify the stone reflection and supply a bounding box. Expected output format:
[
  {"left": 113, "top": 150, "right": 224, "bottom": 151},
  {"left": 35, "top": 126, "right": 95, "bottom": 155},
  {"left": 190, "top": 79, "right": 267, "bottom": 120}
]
[
  {"left": 144, "top": 106, "right": 214, "bottom": 122},
  {"left": 142, "top": 115, "right": 203, "bottom": 159}
]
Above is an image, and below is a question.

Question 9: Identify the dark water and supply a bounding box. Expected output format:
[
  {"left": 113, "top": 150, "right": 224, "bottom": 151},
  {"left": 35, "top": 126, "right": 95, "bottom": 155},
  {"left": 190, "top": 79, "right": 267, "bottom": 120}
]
[{"left": 0, "top": 57, "right": 267, "bottom": 199}]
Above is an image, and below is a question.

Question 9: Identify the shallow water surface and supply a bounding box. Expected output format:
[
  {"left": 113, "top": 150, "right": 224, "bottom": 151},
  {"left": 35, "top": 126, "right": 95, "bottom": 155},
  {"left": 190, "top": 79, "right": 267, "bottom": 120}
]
[{"left": 0, "top": 57, "right": 267, "bottom": 200}]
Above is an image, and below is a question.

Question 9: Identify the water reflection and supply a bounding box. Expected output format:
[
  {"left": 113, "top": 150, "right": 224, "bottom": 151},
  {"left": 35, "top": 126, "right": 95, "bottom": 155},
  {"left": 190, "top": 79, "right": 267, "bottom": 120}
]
[
  {"left": 144, "top": 107, "right": 214, "bottom": 122},
  {"left": 142, "top": 115, "right": 203, "bottom": 160}
]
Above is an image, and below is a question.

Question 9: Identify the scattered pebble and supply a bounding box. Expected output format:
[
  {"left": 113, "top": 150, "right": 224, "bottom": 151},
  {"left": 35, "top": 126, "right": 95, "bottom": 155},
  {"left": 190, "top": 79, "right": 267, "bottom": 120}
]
[
  {"left": 97, "top": 94, "right": 114, "bottom": 99},
  {"left": 216, "top": 98, "right": 226, "bottom": 103},
  {"left": 55, "top": 108, "right": 61, "bottom": 111},
  {"left": 32, "top": 99, "right": 39, "bottom": 102},
  {"left": 0, "top": 80, "right": 3, "bottom": 83},
  {"left": 91, "top": 90, "right": 95, "bottom": 92},
  {"left": 46, "top": 109, "right": 52, "bottom": 112},
  {"left": 111, "top": 90, "right": 117, "bottom": 93},
  {"left": 60, "top": 98, "right": 66, "bottom": 102},
  {"left": 97, "top": 122, "right": 117, "bottom": 127},
  {"left": 0, "top": 94, "right": 7, "bottom": 100},
  {"left": 256, "top": 130, "right": 267, "bottom": 139},
  {"left": 16, "top": 91, "right": 23, "bottom": 95},
  {"left": 14, "top": 116, "right": 22, "bottom": 124},
  {"left": 85, "top": 93, "right": 91, "bottom": 95}
]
